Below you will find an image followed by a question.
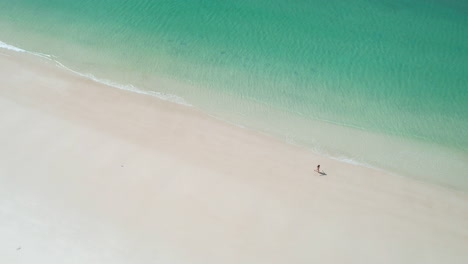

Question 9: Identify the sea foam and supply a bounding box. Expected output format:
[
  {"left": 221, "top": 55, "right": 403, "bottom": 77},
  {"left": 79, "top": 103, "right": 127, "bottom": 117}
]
[
  {"left": 0, "top": 41, "right": 26, "bottom": 52},
  {"left": 0, "top": 40, "right": 191, "bottom": 106}
]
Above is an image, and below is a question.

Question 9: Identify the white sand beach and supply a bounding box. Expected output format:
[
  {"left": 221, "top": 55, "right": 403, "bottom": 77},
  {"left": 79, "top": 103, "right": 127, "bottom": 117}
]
[{"left": 1, "top": 49, "right": 467, "bottom": 264}]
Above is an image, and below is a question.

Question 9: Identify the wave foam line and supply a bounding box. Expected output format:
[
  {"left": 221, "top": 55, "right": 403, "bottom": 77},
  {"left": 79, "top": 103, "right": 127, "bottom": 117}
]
[
  {"left": 54, "top": 61, "right": 191, "bottom": 106},
  {"left": 0, "top": 40, "right": 191, "bottom": 106},
  {"left": 0, "top": 40, "right": 53, "bottom": 60}
]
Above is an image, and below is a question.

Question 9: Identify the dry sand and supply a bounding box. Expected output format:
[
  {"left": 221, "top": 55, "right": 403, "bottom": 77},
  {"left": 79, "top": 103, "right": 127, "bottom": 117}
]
[{"left": 1, "top": 49, "right": 467, "bottom": 264}]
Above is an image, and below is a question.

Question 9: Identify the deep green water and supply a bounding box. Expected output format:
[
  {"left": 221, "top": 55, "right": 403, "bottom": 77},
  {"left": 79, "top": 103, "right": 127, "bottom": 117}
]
[{"left": 1, "top": 0, "right": 467, "bottom": 189}]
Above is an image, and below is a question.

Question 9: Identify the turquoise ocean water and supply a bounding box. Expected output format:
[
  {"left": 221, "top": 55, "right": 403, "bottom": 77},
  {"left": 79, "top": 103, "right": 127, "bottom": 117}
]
[{"left": 0, "top": 0, "right": 467, "bottom": 189}]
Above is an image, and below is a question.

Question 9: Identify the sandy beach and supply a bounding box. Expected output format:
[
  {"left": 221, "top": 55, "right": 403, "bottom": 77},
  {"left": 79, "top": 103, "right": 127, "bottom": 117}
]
[{"left": 1, "top": 49, "right": 467, "bottom": 263}]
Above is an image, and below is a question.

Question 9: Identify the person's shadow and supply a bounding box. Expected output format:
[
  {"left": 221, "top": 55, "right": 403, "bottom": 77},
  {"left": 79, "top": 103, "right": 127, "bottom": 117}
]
[{"left": 314, "top": 170, "right": 327, "bottom": 176}]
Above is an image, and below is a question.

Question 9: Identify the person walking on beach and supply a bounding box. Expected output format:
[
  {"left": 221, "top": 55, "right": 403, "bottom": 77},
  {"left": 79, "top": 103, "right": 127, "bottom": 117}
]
[{"left": 315, "top": 165, "right": 320, "bottom": 173}]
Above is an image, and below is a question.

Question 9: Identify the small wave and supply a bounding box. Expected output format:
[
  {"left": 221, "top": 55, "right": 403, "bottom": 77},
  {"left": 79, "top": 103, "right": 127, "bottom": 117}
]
[
  {"left": 0, "top": 41, "right": 26, "bottom": 52},
  {"left": 330, "top": 156, "right": 371, "bottom": 167},
  {"left": 54, "top": 62, "right": 191, "bottom": 106},
  {"left": 327, "top": 155, "right": 386, "bottom": 174},
  {"left": 307, "top": 144, "right": 377, "bottom": 169},
  {"left": 0, "top": 40, "right": 191, "bottom": 106},
  {"left": 0, "top": 40, "right": 53, "bottom": 60}
]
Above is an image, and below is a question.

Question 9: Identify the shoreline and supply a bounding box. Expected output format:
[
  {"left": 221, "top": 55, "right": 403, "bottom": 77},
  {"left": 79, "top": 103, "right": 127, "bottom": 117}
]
[
  {"left": 2, "top": 40, "right": 467, "bottom": 191},
  {"left": 1, "top": 49, "right": 468, "bottom": 263},
  {"left": 0, "top": 40, "right": 382, "bottom": 172}
]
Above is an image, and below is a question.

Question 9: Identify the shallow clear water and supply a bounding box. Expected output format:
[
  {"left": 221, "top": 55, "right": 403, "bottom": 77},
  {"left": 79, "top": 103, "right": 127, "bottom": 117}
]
[{"left": 1, "top": 0, "right": 467, "bottom": 189}]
